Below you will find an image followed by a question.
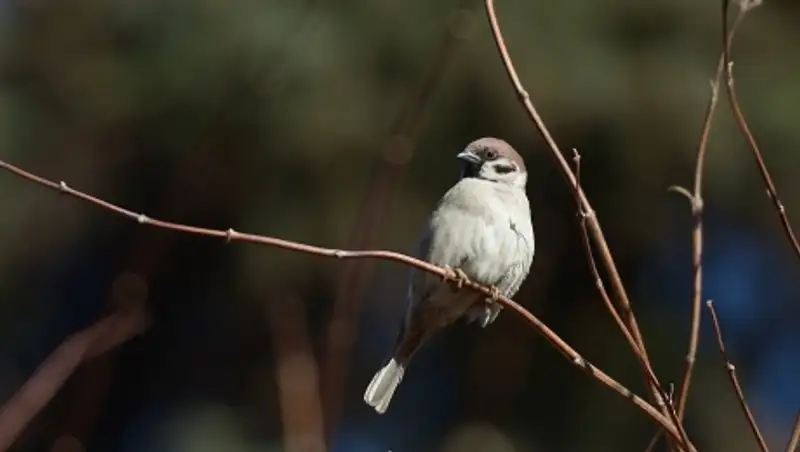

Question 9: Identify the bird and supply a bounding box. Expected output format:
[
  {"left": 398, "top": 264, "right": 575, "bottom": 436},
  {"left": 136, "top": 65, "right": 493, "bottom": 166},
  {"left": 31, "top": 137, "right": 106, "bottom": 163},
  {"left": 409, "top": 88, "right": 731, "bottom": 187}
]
[{"left": 363, "top": 137, "right": 535, "bottom": 414}]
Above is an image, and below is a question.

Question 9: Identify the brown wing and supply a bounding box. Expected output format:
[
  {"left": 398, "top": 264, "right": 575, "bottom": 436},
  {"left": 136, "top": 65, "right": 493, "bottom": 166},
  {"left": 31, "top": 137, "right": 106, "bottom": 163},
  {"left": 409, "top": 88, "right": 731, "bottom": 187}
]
[{"left": 393, "top": 275, "right": 481, "bottom": 365}]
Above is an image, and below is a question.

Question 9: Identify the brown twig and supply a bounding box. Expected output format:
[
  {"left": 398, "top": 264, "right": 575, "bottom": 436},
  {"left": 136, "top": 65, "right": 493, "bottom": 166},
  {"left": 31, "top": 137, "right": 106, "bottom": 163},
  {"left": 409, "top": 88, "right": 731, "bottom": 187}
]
[
  {"left": 571, "top": 151, "right": 646, "bottom": 377},
  {"left": 672, "top": 2, "right": 757, "bottom": 420},
  {"left": 0, "top": 306, "right": 150, "bottom": 451},
  {"left": 670, "top": 78, "right": 719, "bottom": 422},
  {"left": 642, "top": 431, "right": 662, "bottom": 452},
  {"left": 573, "top": 152, "right": 690, "bottom": 452},
  {"left": 483, "top": 0, "right": 649, "bottom": 357},
  {"left": 483, "top": 1, "right": 692, "bottom": 450},
  {"left": 645, "top": 7, "right": 753, "bottom": 452},
  {"left": 721, "top": 0, "right": 800, "bottom": 262},
  {"left": 706, "top": 299, "right": 769, "bottom": 452},
  {"left": 0, "top": 158, "right": 690, "bottom": 448},
  {"left": 483, "top": 0, "right": 653, "bottom": 383},
  {"left": 786, "top": 413, "right": 800, "bottom": 452},
  {"left": 47, "top": 3, "right": 328, "bottom": 443}
]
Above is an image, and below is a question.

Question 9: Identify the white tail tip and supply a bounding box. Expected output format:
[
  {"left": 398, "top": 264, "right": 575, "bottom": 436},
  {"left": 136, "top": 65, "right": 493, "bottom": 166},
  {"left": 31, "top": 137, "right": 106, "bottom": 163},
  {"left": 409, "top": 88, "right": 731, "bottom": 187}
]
[{"left": 363, "top": 358, "right": 405, "bottom": 414}]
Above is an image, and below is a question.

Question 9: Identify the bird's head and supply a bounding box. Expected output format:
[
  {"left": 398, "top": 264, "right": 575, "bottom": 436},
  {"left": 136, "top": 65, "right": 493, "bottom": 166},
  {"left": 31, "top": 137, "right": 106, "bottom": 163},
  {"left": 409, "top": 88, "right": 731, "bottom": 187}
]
[{"left": 457, "top": 137, "right": 527, "bottom": 188}]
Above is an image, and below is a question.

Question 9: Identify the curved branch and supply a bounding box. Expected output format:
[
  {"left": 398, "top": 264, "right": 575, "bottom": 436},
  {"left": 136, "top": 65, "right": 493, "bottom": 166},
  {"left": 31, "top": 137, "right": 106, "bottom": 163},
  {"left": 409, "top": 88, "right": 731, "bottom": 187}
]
[
  {"left": 483, "top": 0, "right": 654, "bottom": 392},
  {"left": 721, "top": 0, "right": 800, "bottom": 261},
  {"left": 0, "top": 157, "right": 685, "bottom": 445},
  {"left": 786, "top": 413, "right": 800, "bottom": 452},
  {"left": 483, "top": 1, "right": 693, "bottom": 451},
  {"left": 648, "top": 5, "right": 758, "bottom": 451},
  {"left": 706, "top": 300, "right": 769, "bottom": 452},
  {"left": 0, "top": 307, "right": 150, "bottom": 451},
  {"left": 674, "top": 0, "right": 753, "bottom": 422}
]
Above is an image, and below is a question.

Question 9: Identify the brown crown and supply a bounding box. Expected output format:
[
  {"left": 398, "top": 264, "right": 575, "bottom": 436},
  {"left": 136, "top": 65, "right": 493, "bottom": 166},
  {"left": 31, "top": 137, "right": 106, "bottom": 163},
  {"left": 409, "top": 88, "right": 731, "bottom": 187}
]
[{"left": 464, "top": 137, "right": 526, "bottom": 173}]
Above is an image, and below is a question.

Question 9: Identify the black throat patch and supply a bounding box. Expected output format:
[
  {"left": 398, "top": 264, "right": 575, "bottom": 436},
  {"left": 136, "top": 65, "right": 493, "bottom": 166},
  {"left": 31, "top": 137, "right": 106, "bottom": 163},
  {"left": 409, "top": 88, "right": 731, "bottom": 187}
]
[{"left": 460, "top": 161, "right": 482, "bottom": 179}]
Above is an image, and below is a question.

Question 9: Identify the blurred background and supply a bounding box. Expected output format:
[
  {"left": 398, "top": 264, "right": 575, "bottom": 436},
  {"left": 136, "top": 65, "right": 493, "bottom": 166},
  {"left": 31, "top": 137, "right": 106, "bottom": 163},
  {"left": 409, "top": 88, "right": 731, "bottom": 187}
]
[{"left": 0, "top": 0, "right": 798, "bottom": 451}]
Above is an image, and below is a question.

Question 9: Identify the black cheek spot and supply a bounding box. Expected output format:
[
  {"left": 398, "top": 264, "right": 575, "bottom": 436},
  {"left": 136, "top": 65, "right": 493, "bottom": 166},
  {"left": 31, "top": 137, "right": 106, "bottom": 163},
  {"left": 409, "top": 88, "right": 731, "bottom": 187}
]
[{"left": 493, "top": 164, "right": 516, "bottom": 174}]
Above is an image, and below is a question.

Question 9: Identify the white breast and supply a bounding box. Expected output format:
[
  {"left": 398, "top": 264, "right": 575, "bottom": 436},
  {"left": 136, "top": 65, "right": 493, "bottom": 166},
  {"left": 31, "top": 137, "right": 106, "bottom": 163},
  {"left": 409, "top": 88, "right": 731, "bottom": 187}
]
[{"left": 427, "top": 178, "right": 534, "bottom": 291}]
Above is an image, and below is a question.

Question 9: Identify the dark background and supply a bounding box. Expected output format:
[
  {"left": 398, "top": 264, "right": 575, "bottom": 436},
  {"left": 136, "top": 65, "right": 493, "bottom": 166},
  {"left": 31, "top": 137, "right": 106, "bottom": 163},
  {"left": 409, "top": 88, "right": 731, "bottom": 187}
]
[{"left": 0, "top": 0, "right": 798, "bottom": 451}]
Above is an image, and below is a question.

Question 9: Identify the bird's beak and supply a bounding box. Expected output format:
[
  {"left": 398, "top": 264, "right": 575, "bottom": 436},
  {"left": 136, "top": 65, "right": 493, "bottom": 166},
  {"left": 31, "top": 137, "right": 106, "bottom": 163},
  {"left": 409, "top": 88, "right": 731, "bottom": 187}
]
[{"left": 456, "top": 150, "right": 481, "bottom": 164}]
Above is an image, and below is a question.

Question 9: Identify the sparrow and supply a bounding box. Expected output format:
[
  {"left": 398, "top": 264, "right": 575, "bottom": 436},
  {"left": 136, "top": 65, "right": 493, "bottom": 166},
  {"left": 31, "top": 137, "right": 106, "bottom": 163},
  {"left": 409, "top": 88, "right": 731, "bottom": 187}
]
[{"left": 363, "top": 137, "right": 535, "bottom": 414}]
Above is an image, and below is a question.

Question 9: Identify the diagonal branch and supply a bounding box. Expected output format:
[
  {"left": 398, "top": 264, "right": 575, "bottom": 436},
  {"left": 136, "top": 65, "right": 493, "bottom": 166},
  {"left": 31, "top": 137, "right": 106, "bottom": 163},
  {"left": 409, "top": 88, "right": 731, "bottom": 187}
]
[
  {"left": 0, "top": 157, "right": 688, "bottom": 447},
  {"left": 646, "top": 6, "right": 757, "bottom": 452},
  {"left": 706, "top": 299, "right": 769, "bottom": 452},
  {"left": 482, "top": 0, "right": 648, "bottom": 361},
  {"left": 571, "top": 150, "right": 638, "bottom": 360},
  {"left": 574, "top": 152, "right": 690, "bottom": 452},
  {"left": 721, "top": 0, "right": 800, "bottom": 261},
  {"left": 0, "top": 306, "right": 150, "bottom": 451},
  {"left": 483, "top": 1, "right": 692, "bottom": 450},
  {"left": 786, "top": 412, "right": 800, "bottom": 452},
  {"left": 672, "top": 2, "right": 754, "bottom": 420},
  {"left": 673, "top": 0, "right": 756, "bottom": 422}
]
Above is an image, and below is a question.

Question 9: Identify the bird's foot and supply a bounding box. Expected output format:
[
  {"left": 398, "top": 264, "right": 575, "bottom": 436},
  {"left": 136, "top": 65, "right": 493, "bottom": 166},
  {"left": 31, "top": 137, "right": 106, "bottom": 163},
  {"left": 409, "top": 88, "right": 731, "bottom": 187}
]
[
  {"left": 479, "top": 286, "right": 504, "bottom": 327},
  {"left": 442, "top": 265, "right": 470, "bottom": 290},
  {"left": 486, "top": 285, "right": 502, "bottom": 303}
]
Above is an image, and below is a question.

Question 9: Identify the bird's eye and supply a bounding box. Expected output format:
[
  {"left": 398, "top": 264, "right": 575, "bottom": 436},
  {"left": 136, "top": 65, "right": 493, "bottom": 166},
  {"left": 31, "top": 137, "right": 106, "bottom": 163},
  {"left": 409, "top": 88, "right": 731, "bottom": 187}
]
[{"left": 484, "top": 149, "right": 498, "bottom": 160}]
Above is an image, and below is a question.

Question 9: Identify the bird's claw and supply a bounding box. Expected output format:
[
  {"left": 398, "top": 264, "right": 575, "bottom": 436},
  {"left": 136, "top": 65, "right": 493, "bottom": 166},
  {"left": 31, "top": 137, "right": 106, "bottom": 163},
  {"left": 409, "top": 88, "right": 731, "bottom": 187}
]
[
  {"left": 442, "top": 266, "right": 470, "bottom": 290},
  {"left": 476, "top": 286, "right": 504, "bottom": 327},
  {"left": 454, "top": 269, "right": 469, "bottom": 289},
  {"left": 486, "top": 285, "right": 502, "bottom": 303}
]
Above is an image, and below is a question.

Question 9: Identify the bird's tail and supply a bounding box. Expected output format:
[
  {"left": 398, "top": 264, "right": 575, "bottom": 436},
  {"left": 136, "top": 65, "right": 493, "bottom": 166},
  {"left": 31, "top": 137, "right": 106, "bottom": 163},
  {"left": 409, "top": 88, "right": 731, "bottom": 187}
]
[{"left": 363, "top": 358, "right": 405, "bottom": 414}]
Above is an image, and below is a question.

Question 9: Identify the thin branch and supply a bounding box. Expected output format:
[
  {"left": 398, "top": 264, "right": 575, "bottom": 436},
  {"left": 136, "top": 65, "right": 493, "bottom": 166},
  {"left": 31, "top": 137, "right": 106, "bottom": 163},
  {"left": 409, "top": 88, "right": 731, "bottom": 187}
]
[
  {"left": 671, "top": 76, "right": 719, "bottom": 421},
  {"left": 786, "top": 412, "right": 800, "bottom": 452},
  {"left": 646, "top": 7, "right": 753, "bottom": 451},
  {"left": 676, "top": 0, "right": 752, "bottom": 415},
  {"left": 9, "top": 6, "right": 326, "bottom": 435},
  {"left": 721, "top": 0, "right": 800, "bottom": 262},
  {"left": 571, "top": 151, "right": 637, "bottom": 352},
  {"left": 483, "top": 1, "right": 691, "bottom": 450},
  {"left": 706, "top": 299, "right": 769, "bottom": 452},
  {"left": 571, "top": 150, "right": 631, "bottom": 349},
  {"left": 572, "top": 151, "right": 690, "bottom": 448},
  {"left": 0, "top": 306, "right": 149, "bottom": 451},
  {"left": 571, "top": 151, "right": 631, "bottom": 347},
  {"left": 0, "top": 158, "right": 688, "bottom": 447},
  {"left": 483, "top": 0, "right": 648, "bottom": 357},
  {"left": 642, "top": 430, "right": 662, "bottom": 452}
]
